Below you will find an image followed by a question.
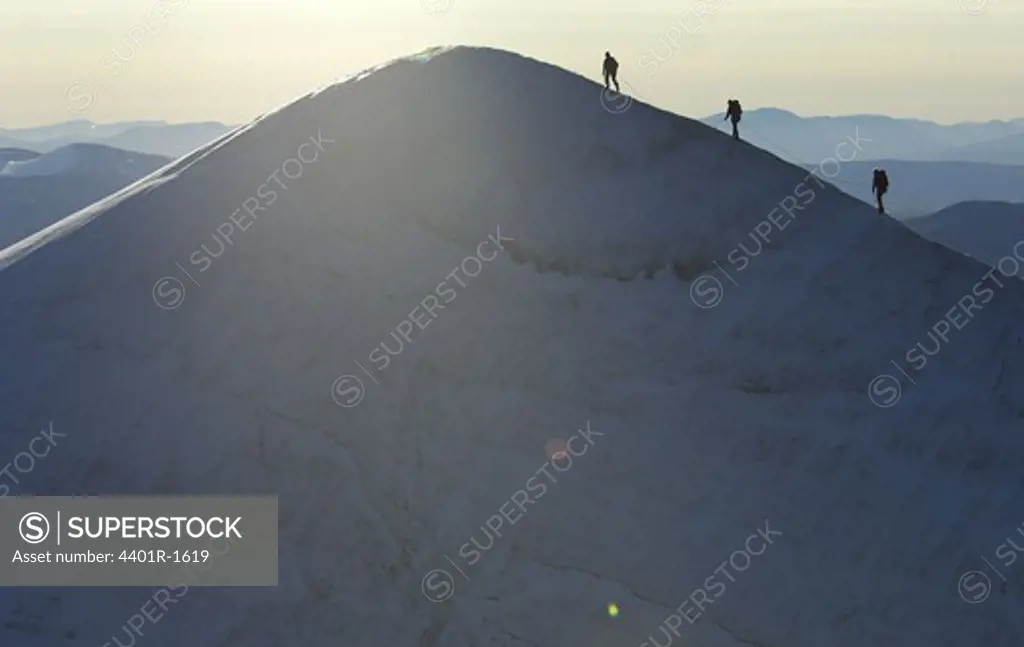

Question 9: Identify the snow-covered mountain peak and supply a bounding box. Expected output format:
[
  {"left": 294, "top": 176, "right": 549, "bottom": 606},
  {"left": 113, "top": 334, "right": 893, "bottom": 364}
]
[{"left": 1, "top": 46, "right": 1024, "bottom": 647}]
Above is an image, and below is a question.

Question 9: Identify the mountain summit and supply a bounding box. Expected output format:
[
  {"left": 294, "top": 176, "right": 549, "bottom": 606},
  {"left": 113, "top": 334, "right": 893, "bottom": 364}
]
[{"left": 1, "top": 46, "right": 1022, "bottom": 647}]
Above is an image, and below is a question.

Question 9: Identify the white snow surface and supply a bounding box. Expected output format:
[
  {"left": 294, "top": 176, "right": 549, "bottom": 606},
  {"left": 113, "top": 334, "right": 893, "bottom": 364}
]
[{"left": 2, "top": 46, "right": 1024, "bottom": 647}]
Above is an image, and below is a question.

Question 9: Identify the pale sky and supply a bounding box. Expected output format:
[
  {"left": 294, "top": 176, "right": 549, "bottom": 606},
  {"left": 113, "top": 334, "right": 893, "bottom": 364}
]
[{"left": 1, "top": 0, "right": 1020, "bottom": 127}]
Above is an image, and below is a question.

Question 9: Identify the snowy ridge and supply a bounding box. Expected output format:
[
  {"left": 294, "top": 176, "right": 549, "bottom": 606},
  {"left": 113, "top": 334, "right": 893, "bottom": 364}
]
[{"left": 1, "top": 46, "right": 1024, "bottom": 647}]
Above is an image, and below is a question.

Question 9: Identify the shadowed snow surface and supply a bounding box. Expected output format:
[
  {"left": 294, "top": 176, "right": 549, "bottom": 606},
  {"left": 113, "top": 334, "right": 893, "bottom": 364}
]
[{"left": 1, "top": 46, "right": 1024, "bottom": 647}]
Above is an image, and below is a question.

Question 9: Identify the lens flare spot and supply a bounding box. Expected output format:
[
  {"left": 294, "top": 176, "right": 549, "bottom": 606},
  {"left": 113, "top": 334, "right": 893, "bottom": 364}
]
[
  {"left": 545, "top": 438, "right": 568, "bottom": 460},
  {"left": 607, "top": 602, "right": 619, "bottom": 617}
]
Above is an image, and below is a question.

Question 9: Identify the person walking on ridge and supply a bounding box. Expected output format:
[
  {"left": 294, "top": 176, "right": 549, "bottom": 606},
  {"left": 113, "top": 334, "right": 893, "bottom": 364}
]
[
  {"left": 724, "top": 99, "right": 743, "bottom": 140},
  {"left": 872, "top": 167, "right": 889, "bottom": 214},
  {"left": 603, "top": 52, "right": 620, "bottom": 93}
]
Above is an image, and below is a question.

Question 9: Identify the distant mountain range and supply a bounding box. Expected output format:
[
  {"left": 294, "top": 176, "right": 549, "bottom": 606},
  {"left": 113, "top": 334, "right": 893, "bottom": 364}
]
[
  {"left": 945, "top": 132, "right": 1024, "bottom": 165},
  {"left": 0, "top": 143, "right": 169, "bottom": 249},
  {"left": 0, "top": 119, "right": 236, "bottom": 158},
  {"left": 701, "top": 108, "right": 1024, "bottom": 165},
  {"left": 903, "top": 201, "right": 1024, "bottom": 271},
  {"left": 802, "top": 160, "right": 1024, "bottom": 220},
  {"left": 6, "top": 112, "right": 1024, "bottom": 250}
]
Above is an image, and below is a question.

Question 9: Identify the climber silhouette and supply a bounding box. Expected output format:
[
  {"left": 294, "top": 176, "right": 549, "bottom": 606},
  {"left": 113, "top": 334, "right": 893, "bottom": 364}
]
[
  {"left": 603, "top": 52, "right": 620, "bottom": 93},
  {"left": 724, "top": 99, "right": 743, "bottom": 140},
  {"left": 872, "top": 168, "right": 889, "bottom": 214}
]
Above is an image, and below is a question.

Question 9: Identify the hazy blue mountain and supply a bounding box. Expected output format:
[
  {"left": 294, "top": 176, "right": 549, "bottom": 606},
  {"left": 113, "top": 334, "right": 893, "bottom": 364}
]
[
  {"left": 0, "top": 120, "right": 164, "bottom": 143},
  {"left": 934, "top": 132, "right": 1024, "bottom": 166},
  {"left": 0, "top": 148, "right": 39, "bottom": 167},
  {"left": 0, "top": 143, "right": 169, "bottom": 249},
  {"left": 702, "top": 108, "right": 1024, "bottom": 164},
  {"left": 903, "top": 201, "right": 1024, "bottom": 269},
  {"left": 98, "top": 122, "right": 235, "bottom": 158},
  {"left": 0, "top": 120, "right": 235, "bottom": 158},
  {"left": 802, "top": 160, "right": 1024, "bottom": 219}
]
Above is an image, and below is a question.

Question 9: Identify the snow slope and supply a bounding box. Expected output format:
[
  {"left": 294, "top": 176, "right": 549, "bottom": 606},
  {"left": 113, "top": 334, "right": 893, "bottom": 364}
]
[{"left": 2, "top": 46, "right": 1024, "bottom": 647}]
